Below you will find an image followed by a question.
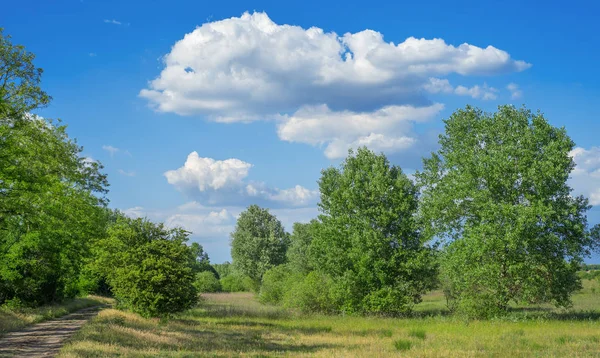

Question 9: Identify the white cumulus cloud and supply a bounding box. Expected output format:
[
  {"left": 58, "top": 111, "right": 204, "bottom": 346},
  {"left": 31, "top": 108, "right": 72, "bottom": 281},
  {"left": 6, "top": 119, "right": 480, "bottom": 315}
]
[
  {"left": 424, "top": 78, "right": 498, "bottom": 100},
  {"left": 165, "top": 152, "right": 318, "bottom": 207},
  {"left": 570, "top": 147, "right": 600, "bottom": 205},
  {"left": 277, "top": 103, "right": 443, "bottom": 159},
  {"left": 141, "top": 12, "right": 529, "bottom": 119},
  {"left": 140, "top": 12, "right": 530, "bottom": 158}
]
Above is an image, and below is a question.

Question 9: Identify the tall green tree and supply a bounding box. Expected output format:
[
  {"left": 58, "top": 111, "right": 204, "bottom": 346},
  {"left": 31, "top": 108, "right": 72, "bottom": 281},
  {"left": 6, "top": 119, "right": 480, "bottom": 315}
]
[
  {"left": 417, "top": 105, "right": 596, "bottom": 317},
  {"left": 230, "top": 205, "right": 289, "bottom": 283},
  {"left": 286, "top": 221, "right": 317, "bottom": 274},
  {"left": 0, "top": 29, "right": 108, "bottom": 305},
  {"left": 311, "top": 148, "right": 437, "bottom": 314}
]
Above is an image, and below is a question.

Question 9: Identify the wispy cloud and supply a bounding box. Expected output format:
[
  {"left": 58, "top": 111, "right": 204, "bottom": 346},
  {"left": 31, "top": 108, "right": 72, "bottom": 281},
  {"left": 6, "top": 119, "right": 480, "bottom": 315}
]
[
  {"left": 102, "top": 145, "right": 132, "bottom": 157},
  {"left": 89, "top": 52, "right": 97, "bottom": 57},
  {"left": 104, "top": 19, "right": 122, "bottom": 25},
  {"left": 507, "top": 83, "right": 523, "bottom": 100},
  {"left": 102, "top": 145, "right": 120, "bottom": 156},
  {"left": 118, "top": 169, "right": 136, "bottom": 177}
]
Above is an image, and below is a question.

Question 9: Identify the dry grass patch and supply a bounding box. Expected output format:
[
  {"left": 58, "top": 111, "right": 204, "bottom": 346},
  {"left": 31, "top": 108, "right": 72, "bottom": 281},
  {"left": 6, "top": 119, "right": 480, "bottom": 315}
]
[{"left": 0, "top": 295, "right": 113, "bottom": 337}]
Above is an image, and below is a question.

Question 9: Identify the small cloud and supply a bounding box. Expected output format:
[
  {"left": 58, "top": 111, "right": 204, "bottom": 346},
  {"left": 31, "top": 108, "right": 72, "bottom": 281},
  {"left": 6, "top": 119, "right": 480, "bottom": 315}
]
[
  {"left": 104, "top": 19, "right": 122, "bottom": 25},
  {"left": 507, "top": 83, "right": 523, "bottom": 100},
  {"left": 89, "top": 52, "right": 97, "bottom": 57},
  {"left": 102, "top": 145, "right": 120, "bottom": 156},
  {"left": 118, "top": 169, "right": 136, "bottom": 177},
  {"left": 425, "top": 78, "right": 498, "bottom": 100}
]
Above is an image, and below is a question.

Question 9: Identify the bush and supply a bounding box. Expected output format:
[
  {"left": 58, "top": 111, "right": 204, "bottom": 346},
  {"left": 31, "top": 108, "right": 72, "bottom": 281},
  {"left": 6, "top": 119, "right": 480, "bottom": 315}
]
[
  {"left": 282, "top": 271, "right": 337, "bottom": 314},
  {"left": 220, "top": 274, "right": 254, "bottom": 292},
  {"left": 96, "top": 217, "right": 198, "bottom": 317},
  {"left": 195, "top": 271, "right": 221, "bottom": 293},
  {"left": 259, "top": 265, "right": 292, "bottom": 304}
]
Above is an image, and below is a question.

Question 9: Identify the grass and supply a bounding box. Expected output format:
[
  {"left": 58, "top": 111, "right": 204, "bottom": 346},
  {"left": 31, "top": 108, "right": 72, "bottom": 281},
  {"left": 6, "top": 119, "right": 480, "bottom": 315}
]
[
  {"left": 0, "top": 295, "right": 114, "bottom": 337},
  {"left": 58, "top": 280, "right": 600, "bottom": 357}
]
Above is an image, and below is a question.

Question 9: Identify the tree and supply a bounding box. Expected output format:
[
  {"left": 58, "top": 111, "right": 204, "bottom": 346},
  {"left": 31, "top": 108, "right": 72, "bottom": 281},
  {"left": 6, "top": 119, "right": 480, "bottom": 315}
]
[
  {"left": 0, "top": 29, "right": 108, "bottom": 305},
  {"left": 95, "top": 216, "right": 198, "bottom": 317},
  {"left": 286, "top": 221, "right": 318, "bottom": 274},
  {"left": 417, "top": 105, "right": 596, "bottom": 317},
  {"left": 230, "top": 205, "right": 289, "bottom": 283},
  {"left": 0, "top": 28, "right": 50, "bottom": 118},
  {"left": 190, "top": 242, "right": 219, "bottom": 278},
  {"left": 311, "top": 147, "right": 437, "bottom": 314},
  {"left": 194, "top": 271, "right": 221, "bottom": 293}
]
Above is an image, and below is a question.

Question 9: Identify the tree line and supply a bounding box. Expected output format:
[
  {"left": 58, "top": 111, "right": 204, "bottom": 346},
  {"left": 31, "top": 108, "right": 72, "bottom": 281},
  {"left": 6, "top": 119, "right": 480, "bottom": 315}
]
[{"left": 1, "top": 29, "right": 599, "bottom": 319}]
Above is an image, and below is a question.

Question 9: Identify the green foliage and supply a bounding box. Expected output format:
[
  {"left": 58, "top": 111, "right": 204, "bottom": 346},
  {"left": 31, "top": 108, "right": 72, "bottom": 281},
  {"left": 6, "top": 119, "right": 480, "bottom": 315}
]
[
  {"left": 258, "top": 265, "right": 290, "bottom": 304},
  {"left": 220, "top": 273, "right": 255, "bottom": 292},
  {"left": 0, "top": 29, "right": 108, "bottom": 307},
  {"left": 417, "top": 105, "right": 595, "bottom": 318},
  {"left": 394, "top": 339, "right": 412, "bottom": 351},
  {"left": 230, "top": 205, "right": 289, "bottom": 283},
  {"left": 213, "top": 262, "right": 233, "bottom": 278},
  {"left": 194, "top": 271, "right": 221, "bottom": 293},
  {"left": 0, "top": 28, "right": 51, "bottom": 118},
  {"left": 282, "top": 271, "right": 337, "bottom": 314},
  {"left": 309, "top": 148, "right": 437, "bottom": 315},
  {"left": 286, "top": 221, "right": 317, "bottom": 274},
  {"left": 95, "top": 216, "right": 198, "bottom": 317},
  {"left": 190, "top": 242, "right": 219, "bottom": 278}
]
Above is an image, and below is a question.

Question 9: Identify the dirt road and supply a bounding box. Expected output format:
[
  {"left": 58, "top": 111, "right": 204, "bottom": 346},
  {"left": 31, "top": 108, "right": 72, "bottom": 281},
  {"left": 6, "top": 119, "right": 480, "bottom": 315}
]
[{"left": 0, "top": 306, "right": 103, "bottom": 357}]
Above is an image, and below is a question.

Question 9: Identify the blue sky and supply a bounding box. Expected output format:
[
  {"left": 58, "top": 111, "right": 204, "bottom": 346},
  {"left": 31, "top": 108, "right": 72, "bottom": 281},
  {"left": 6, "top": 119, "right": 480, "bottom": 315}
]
[{"left": 3, "top": 0, "right": 600, "bottom": 263}]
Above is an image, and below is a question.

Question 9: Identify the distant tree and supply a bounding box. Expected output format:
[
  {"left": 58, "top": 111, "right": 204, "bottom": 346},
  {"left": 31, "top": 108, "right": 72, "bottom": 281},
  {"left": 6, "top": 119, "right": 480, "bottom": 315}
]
[
  {"left": 286, "top": 221, "right": 318, "bottom": 274},
  {"left": 189, "top": 242, "right": 219, "bottom": 278},
  {"left": 230, "top": 205, "right": 289, "bottom": 283},
  {"left": 417, "top": 105, "right": 596, "bottom": 317},
  {"left": 311, "top": 148, "right": 437, "bottom": 314},
  {"left": 95, "top": 217, "right": 198, "bottom": 317},
  {"left": 194, "top": 271, "right": 221, "bottom": 293},
  {"left": 213, "top": 262, "right": 233, "bottom": 278}
]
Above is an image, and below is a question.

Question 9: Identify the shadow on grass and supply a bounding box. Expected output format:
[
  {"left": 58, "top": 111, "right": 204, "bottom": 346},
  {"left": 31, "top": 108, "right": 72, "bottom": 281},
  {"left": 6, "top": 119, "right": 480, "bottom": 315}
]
[
  {"left": 186, "top": 306, "right": 290, "bottom": 320},
  {"left": 214, "top": 320, "right": 333, "bottom": 335},
  {"left": 80, "top": 320, "right": 339, "bottom": 355}
]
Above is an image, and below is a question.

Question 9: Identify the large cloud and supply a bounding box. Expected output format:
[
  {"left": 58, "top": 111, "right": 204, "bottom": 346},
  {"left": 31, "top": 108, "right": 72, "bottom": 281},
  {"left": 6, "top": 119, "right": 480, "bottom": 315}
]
[
  {"left": 278, "top": 103, "right": 443, "bottom": 159},
  {"left": 165, "top": 151, "right": 318, "bottom": 207},
  {"left": 570, "top": 147, "right": 600, "bottom": 206},
  {"left": 140, "top": 12, "right": 530, "bottom": 158}
]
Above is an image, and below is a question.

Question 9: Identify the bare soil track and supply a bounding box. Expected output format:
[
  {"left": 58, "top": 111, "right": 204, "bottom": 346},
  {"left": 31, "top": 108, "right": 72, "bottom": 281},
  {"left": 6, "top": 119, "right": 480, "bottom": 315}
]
[{"left": 0, "top": 306, "right": 104, "bottom": 358}]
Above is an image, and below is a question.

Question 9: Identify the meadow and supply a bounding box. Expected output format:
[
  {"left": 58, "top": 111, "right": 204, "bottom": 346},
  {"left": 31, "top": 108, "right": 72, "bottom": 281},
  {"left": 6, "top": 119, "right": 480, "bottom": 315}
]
[{"left": 58, "top": 279, "right": 600, "bottom": 357}]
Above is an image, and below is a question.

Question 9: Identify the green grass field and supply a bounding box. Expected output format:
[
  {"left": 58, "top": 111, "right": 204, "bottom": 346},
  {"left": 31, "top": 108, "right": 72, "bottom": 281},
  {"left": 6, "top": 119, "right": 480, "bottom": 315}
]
[
  {"left": 0, "top": 295, "right": 113, "bottom": 337},
  {"left": 57, "top": 279, "right": 600, "bottom": 357}
]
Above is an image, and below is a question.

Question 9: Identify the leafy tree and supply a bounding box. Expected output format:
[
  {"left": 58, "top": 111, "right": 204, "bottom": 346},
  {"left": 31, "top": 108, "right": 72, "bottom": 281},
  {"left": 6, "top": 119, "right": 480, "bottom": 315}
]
[
  {"left": 230, "top": 205, "right": 289, "bottom": 283},
  {"left": 286, "top": 221, "right": 317, "bottom": 274},
  {"left": 213, "top": 262, "right": 233, "bottom": 278},
  {"left": 194, "top": 271, "right": 221, "bottom": 293},
  {"left": 190, "top": 242, "right": 219, "bottom": 278},
  {"left": 417, "top": 105, "right": 596, "bottom": 317},
  {"left": 95, "top": 216, "right": 198, "bottom": 317},
  {"left": 0, "top": 29, "right": 108, "bottom": 305},
  {"left": 311, "top": 148, "right": 437, "bottom": 314},
  {"left": 0, "top": 28, "right": 51, "bottom": 118}
]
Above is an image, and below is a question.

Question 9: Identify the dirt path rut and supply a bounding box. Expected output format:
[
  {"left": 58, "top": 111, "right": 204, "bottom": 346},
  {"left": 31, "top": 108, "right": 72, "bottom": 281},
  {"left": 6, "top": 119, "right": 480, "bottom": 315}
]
[{"left": 0, "top": 306, "right": 104, "bottom": 357}]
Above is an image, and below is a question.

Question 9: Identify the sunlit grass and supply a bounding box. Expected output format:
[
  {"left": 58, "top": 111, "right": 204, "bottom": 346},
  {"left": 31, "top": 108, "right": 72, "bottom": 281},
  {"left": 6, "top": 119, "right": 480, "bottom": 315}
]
[
  {"left": 0, "top": 295, "right": 113, "bottom": 337},
  {"left": 58, "top": 281, "right": 600, "bottom": 357}
]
